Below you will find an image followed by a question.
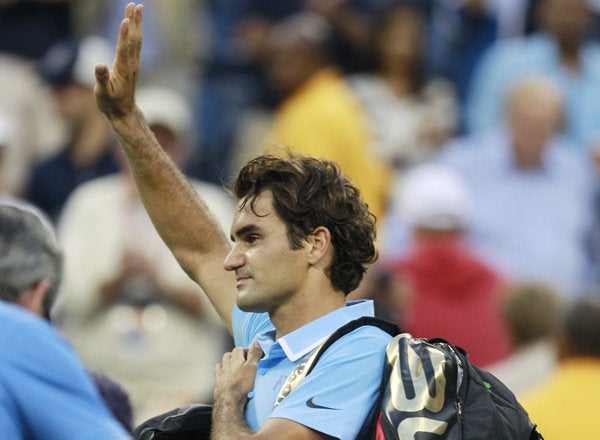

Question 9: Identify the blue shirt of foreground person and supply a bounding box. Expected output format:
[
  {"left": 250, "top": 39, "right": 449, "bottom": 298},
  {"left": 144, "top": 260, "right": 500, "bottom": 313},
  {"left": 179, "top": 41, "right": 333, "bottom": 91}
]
[{"left": 0, "top": 301, "right": 129, "bottom": 439}]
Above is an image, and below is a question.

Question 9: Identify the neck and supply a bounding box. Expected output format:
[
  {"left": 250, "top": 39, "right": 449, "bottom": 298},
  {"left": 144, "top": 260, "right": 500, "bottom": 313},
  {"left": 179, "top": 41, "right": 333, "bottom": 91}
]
[
  {"left": 271, "top": 286, "right": 346, "bottom": 339},
  {"left": 558, "top": 41, "right": 581, "bottom": 72},
  {"left": 381, "top": 72, "right": 417, "bottom": 99}
]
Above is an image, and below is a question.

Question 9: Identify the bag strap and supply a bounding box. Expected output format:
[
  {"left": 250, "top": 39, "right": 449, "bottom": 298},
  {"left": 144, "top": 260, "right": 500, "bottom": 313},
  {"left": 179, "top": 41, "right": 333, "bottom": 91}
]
[{"left": 273, "top": 316, "right": 400, "bottom": 408}]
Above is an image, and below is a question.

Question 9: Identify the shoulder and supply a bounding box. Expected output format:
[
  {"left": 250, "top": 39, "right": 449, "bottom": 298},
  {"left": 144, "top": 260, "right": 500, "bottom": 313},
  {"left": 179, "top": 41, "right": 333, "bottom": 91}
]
[
  {"left": 485, "top": 34, "right": 546, "bottom": 61},
  {"left": 0, "top": 302, "right": 52, "bottom": 337},
  {"left": 317, "top": 323, "right": 394, "bottom": 368},
  {"left": 0, "top": 303, "right": 77, "bottom": 365}
]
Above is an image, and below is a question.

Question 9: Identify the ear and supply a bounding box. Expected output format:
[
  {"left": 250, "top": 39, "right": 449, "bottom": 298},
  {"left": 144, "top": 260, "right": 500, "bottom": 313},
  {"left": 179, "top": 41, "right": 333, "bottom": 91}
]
[
  {"left": 16, "top": 280, "right": 50, "bottom": 317},
  {"left": 306, "top": 226, "right": 332, "bottom": 266}
]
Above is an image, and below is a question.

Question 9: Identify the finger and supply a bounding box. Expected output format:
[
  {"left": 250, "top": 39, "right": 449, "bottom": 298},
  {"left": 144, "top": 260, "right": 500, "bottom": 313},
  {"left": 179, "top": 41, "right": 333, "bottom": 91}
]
[
  {"left": 94, "top": 63, "right": 110, "bottom": 90},
  {"left": 230, "top": 346, "right": 248, "bottom": 360},
  {"left": 221, "top": 352, "right": 232, "bottom": 363},
  {"left": 246, "top": 340, "right": 264, "bottom": 365},
  {"left": 132, "top": 4, "right": 144, "bottom": 58},
  {"left": 124, "top": 2, "right": 135, "bottom": 19},
  {"left": 112, "top": 17, "right": 130, "bottom": 73},
  {"left": 112, "top": 4, "right": 137, "bottom": 70}
]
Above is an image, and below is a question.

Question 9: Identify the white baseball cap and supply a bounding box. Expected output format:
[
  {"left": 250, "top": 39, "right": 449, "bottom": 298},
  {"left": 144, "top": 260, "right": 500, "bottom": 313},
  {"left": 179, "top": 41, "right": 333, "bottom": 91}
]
[{"left": 398, "top": 163, "right": 471, "bottom": 230}]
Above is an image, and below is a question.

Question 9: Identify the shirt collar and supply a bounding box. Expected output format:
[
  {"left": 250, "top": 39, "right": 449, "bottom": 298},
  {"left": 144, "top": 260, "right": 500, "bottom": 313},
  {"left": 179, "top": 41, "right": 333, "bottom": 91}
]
[{"left": 275, "top": 300, "right": 375, "bottom": 362}]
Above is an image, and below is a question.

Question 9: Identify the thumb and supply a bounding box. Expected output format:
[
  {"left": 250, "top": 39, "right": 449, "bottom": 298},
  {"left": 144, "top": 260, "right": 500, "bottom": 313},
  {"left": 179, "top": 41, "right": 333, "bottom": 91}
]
[
  {"left": 94, "top": 63, "right": 110, "bottom": 91},
  {"left": 247, "top": 340, "right": 264, "bottom": 364}
]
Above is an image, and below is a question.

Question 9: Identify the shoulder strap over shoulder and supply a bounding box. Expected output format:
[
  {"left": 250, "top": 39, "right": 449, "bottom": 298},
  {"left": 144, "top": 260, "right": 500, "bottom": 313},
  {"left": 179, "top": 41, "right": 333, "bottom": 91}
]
[
  {"left": 307, "top": 317, "right": 400, "bottom": 376},
  {"left": 273, "top": 316, "right": 400, "bottom": 408}
]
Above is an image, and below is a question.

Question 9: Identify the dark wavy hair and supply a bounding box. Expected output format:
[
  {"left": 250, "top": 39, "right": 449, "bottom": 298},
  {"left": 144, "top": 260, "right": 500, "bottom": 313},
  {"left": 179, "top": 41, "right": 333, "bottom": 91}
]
[{"left": 230, "top": 153, "right": 377, "bottom": 295}]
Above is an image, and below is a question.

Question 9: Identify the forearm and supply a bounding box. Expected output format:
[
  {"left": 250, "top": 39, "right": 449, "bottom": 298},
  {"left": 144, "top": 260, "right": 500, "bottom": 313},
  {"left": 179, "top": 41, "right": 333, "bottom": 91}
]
[
  {"left": 111, "top": 109, "right": 228, "bottom": 263},
  {"left": 211, "top": 396, "right": 254, "bottom": 440},
  {"left": 105, "top": 108, "right": 235, "bottom": 328}
]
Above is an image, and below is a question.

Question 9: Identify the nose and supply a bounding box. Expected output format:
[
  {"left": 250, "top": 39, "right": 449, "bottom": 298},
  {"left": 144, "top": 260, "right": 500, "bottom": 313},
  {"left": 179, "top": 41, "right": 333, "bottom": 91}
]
[{"left": 224, "top": 246, "right": 245, "bottom": 272}]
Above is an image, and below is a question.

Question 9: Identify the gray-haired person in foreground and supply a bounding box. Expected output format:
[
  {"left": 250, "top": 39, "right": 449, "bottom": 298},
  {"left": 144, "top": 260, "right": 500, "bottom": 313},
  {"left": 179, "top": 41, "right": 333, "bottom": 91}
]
[{"left": 0, "top": 205, "right": 130, "bottom": 439}]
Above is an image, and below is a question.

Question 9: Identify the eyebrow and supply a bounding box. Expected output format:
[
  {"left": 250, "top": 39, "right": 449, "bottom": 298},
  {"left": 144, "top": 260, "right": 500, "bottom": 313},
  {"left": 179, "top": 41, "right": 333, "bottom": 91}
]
[{"left": 230, "top": 224, "right": 262, "bottom": 242}]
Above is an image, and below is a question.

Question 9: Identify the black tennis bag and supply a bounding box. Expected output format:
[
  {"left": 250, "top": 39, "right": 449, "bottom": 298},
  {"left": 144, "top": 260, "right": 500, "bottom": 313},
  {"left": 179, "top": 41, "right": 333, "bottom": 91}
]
[
  {"left": 373, "top": 331, "right": 544, "bottom": 439},
  {"left": 132, "top": 404, "right": 212, "bottom": 440}
]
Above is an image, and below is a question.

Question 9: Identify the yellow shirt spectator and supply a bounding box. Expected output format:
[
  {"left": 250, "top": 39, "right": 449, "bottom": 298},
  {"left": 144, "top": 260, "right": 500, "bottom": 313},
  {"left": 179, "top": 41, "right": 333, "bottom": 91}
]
[
  {"left": 266, "top": 67, "right": 391, "bottom": 223},
  {"left": 522, "top": 359, "right": 600, "bottom": 439}
]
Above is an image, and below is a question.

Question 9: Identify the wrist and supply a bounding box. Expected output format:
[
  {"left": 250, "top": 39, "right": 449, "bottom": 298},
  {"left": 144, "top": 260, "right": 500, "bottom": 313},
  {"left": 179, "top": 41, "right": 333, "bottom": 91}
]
[
  {"left": 107, "top": 106, "right": 146, "bottom": 133},
  {"left": 211, "top": 394, "right": 252, "bottom": 439}
]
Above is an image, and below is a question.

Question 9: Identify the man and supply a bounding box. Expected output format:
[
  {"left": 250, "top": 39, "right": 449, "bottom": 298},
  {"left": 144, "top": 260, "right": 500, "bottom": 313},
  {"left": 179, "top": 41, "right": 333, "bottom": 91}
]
[
  {"left": 466, "top": 0, "right": 600, "bottom": 150},
  {"left": 436, "top": 75, "right": 595, "bottom": 297},
  {"left": 0, "top": 205, "right": 129, "bottom": 439},
  {"left": 260, "top": 11, "right": 391, "bottom": 221},
  {"left": 26, "top": 35, "right": 120, "bottom": 221},
  {"left": 381, "top": 163, "right": 511, "bottom": 367},
  {"left": 94, "top": 4, "right": 392, "bottom": 439},
  {"left": 521, "top": 294, "right": 600, "bottom": 438},
  {"left": 487, "top": 282, "right": 562, "bottom": 396}
]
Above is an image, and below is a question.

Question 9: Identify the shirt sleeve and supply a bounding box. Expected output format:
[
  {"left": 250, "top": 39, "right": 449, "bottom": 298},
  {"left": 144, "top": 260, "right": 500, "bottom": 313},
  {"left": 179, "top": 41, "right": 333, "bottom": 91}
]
[
  {"left": 3, "top": 319, "right": 129, "bottom": 440},
  {"left": 269, "top": 326, "right": 391, "bottom": 440}
]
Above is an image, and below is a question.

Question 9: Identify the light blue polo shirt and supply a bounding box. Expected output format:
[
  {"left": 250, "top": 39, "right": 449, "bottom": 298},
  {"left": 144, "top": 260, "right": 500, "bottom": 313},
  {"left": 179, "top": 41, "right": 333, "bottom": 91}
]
[{"left": 232, "top": 300, "right": 392, "bottom": 439}]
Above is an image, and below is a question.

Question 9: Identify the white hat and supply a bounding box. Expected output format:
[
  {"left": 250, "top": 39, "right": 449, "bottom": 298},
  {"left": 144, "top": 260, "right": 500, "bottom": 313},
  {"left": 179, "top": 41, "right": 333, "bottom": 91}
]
[
  {"left": 135, "top": 87, "right": 193, "bottom": 140},
  {"left": 398, "top": 163, "right": 471, "bottom": 230}
]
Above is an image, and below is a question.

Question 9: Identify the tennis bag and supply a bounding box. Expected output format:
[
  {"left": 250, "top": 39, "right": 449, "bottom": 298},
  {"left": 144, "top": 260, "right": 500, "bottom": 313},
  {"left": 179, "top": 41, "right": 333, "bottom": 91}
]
[
  {"left": 132, "top": 404, "right": 212, "bottom": 440},
  {"left": 304, "top": 317, "right": 543, "bottom": 440}
]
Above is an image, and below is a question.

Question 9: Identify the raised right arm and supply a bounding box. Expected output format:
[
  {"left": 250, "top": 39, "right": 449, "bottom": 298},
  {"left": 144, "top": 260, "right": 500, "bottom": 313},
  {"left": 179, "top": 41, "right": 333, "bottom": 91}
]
[{"left": 93, "top": 3, "right": 236, "bottom": 331}]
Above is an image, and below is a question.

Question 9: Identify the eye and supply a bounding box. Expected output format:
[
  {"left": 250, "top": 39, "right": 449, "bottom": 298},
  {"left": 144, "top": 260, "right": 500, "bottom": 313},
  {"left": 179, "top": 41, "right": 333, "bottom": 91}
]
[{"left": 246, "top": 234, "right": 260, "bottom": 244}]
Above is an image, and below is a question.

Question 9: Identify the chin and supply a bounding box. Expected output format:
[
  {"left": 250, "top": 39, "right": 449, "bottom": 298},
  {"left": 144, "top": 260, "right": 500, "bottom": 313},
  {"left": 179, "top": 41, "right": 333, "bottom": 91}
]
[{"left": 236, "top": 292, "right": 268, "bottom": 314}]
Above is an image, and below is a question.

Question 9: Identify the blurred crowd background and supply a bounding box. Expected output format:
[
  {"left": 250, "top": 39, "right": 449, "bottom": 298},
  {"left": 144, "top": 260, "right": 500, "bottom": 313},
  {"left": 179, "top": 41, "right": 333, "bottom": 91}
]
[{"left": 2, "top": 0, "right": 600, "bottom": 435}]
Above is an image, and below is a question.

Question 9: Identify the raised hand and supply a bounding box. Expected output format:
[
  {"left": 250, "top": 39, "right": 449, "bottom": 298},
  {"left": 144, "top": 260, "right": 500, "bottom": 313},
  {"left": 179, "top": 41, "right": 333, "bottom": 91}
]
[{"left": 94, "top": 2, "right": 143, "bottom": 120}]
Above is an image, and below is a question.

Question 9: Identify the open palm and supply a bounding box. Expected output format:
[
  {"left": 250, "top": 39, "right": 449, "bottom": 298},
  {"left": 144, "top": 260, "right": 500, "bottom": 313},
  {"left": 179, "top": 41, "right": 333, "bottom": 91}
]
[{"left": 94, "top": 2, "right": 143, "bottom": 120}]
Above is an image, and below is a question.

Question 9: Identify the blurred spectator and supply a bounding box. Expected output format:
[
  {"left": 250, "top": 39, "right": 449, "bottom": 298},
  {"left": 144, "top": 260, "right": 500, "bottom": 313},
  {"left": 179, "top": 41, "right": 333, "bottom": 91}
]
[
  {"left": 254, "top": 12, "right": 391, "bottom": 221},
  {"left": 521, "top": 293, "right": 600, "bottom": 438},
  {"left": 72, "top": 0, "right": 203, "bottom": 88},
  {"left": 347, "top": 2, "right": 458, "bottom": 172},
  {"left": 487, "top": 282, "right": 562, "bottom": 396},
  {"left": 378, "top": 163, "right": 511, "bottom": 367},
  {"left": 466, "top": 0, "right": 600, "bottom": 149},
  {"left": 0, "top": 205, "right": 128, "bottom": 439},
  {"left": 54, "top": 86, "right": 234, "bottom": 424},
  {"left": 0, "top": 114, "right": 56, "bottom": 235},
  {"left": 190, "top": 0, "right": 396, "bottom": 185},
  {"left": 0, "top": 54, "right": 66, "bottom": 196},
  {"left": 437, "top": 75, "right": 595, "bottom": 297},
  {"left": 427, "top": 0, "right": 499, "bottom": 128},
  {"left": 90, "top": 371, "right": 134, "bottom": 434},
  {"left": 25, "top": 35, "right": 119, "bottom": 222},
  {"left": 0, "top": 0, "right": 72, "bottom": 60}
]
